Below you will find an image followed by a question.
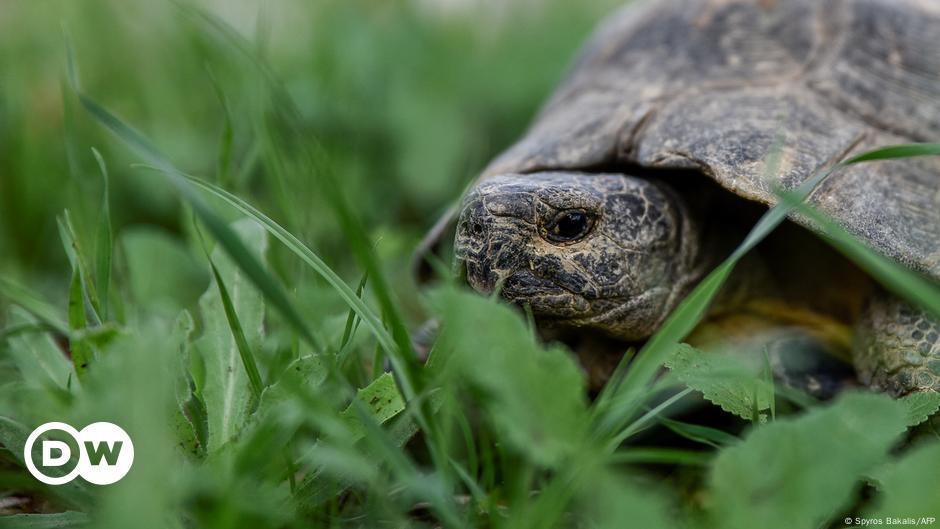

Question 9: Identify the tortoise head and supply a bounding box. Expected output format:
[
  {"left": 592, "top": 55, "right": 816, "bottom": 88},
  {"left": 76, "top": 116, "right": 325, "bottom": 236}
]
[{"left": 454, "top": 172, "right": 703, "bottom": 341}]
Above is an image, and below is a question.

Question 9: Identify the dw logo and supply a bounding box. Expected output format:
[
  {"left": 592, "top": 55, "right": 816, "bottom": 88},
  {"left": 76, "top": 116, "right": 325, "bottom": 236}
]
[{"left": 23, "top": 422, "right": 134, "bottom": 485}]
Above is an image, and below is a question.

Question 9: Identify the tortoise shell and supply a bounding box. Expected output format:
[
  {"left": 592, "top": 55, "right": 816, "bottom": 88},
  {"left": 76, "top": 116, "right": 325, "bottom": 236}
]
[{"left": 480, "top": 0, "right": 940, "bottom": 280}]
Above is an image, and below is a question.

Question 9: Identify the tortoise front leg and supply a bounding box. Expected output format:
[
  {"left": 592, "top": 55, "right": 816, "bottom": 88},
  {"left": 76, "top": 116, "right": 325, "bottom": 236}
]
[{"left": 854, "top": 293, "right": 940, "bottom": 395}]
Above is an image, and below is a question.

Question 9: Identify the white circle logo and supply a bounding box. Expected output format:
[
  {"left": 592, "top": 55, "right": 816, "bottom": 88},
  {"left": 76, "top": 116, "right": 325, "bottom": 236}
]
[{"left": 23, "top": 422, "right": 134, "bottom": 485}]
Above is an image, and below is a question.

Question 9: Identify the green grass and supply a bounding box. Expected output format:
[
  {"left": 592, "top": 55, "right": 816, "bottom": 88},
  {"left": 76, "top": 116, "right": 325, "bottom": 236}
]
[{"left": 2, "top": 1, "right": 940, "bottom": 528}]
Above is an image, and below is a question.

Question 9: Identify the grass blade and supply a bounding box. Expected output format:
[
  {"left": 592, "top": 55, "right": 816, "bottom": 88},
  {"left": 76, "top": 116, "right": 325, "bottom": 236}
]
[
  {"left": 609, "top": 447, "right": 711, "bottom": 466},
  {"left": 778, "top": 190, "right": 940, "bottom": 318},
  {"left": 208, "top": 257, "right": 264, "bottom": 401},
  {"left": 843, "top": 143, "right": 940, "bottom": 164},
  {"left": 57, "top": 211, "right": 102, "bottom": 325},
  {"left": 196, "top": 219, "right": 268, "bottom": 451},
  {"left": 337, "top": 273, "right": 369, "bottom": 369},
  {"left": 608, "top": 388, "right": 693, "bottom": 449},
  {"left": 659, "top": 416, "right": 740, "bottom": 448},
  {"left": 205, "top": 66, "right": 235, "bottom": 188},
  {"left": 166, "top": 171, "right": 397, "bottom": 358},
  {"left": 65, "top": 45, "right": 324, "bottom": 355},
  {"left": 594, "top": 262, "right": 734, "bottom": 435},
  {"left": 340, "top": 273, "right": 369, "bottom": 351},
  {"left": 91, "top": 147, "right": 112, "bottom": 320},
  {"left": 67, "top": 268, "right": 92, "bottom": 378},
  {"left": 174, "top": 5, "right": 424, "bottom": 402},
  {"left": 259, "top": 113, "right": 421, "bottom": 399}
]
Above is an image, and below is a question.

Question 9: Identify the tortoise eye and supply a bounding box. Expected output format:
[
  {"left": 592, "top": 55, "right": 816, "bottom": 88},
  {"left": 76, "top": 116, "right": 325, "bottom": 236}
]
[{"left": 545, "top": 210, "right": 594, "bottom": 243}]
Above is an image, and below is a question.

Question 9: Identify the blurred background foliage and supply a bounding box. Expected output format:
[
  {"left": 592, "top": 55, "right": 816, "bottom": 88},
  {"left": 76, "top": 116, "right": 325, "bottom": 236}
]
[{"left": 0, "top": 0, "right": 617, "bottom": 315}]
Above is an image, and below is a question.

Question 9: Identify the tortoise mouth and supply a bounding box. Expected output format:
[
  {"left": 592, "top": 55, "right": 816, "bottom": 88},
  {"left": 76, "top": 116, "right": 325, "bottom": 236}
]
[{"left": 460, "top": 260, "right": 593, "bottom": 317}]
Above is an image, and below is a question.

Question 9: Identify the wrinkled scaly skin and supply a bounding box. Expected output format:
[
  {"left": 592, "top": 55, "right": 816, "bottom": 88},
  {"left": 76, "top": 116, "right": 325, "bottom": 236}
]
[
  {"left": 435, "top": 0, "right": 940, "bottom": 397},
  {"left": 455, "top": 172, "right": 706, "bottom": 341},
  {"left": 857, "top": 294, "right": 940, "bottom": 394}
]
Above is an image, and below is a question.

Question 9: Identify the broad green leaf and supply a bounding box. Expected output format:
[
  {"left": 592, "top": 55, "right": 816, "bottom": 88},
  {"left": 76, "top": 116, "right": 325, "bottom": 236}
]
[
  {"left": 339, "top": 372, "right": 406, "bottom": 438},
  {"left": 298, "top": 442, "right": 380, "bottom": 488},
  {"left": 342, "top": 393, "right": 462, "bottom": 527},
  {"left": 0, "top": 415, "right": 33, "bottom": 468},
  {"left": 120, "top": 227, "right": 207, "bottom": 313},
  {"left": 665, "top": 344, "right": 773, "bottom": 421},
  {"left": 866, "top": 440, "right": 940, "bottom": 519},
  {"left": 170, "top": 310, "right": 207, "bottom": 458},
  {"left": 293, "top": 373, "right": 441, "bottom": 517},
  {"left": 0, "top": 512, "right": 90, "bottom": 528},
  {"left": 0, "top": 417, "right": 90, "bottom": 508},
  {"left": 170, "top": 311, "right": 196, "bottom": 408},
  {"left": 434, "top": 287, "right": 588, "bottom": 467},
  {"left": 196, "top": 219, "right": 267, "bottom": 451},
  {"left": 0, "top": 322, "right": 56, "bottom": 343},
  {"left": 68, "top": 326, "right": 184, "bottom": 529},
  {"left": 708, "top": 392, "right": 907, "bottom": 529},
  {"left": 576, "top": 471, "right": 676, "bottom": 529},
  {"left": 291, "top": 370, "right": 405, "bottom": 503},
  {"left": 900, "top": 392, "right": 940, "bottom": 427},
  {"left": 0, "top": 278, "right": 69, "bottom": 336},
  {"left": 259, "top": 353, "right": 327, "bottom": 411},
  {"left": 4, "top": 307, "right": 72, "bottom": 391}
]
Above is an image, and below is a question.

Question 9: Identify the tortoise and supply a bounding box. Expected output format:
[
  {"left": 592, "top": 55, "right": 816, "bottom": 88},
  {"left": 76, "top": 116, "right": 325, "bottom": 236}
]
[{"left": 422, "top": 0, "right": 940, "bottom": 396}]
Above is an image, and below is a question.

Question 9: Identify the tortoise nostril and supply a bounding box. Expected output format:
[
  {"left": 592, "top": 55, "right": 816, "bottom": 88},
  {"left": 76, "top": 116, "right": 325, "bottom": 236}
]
[{"left": 472, "top": 223, "right": 484, "bottom": 235}]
